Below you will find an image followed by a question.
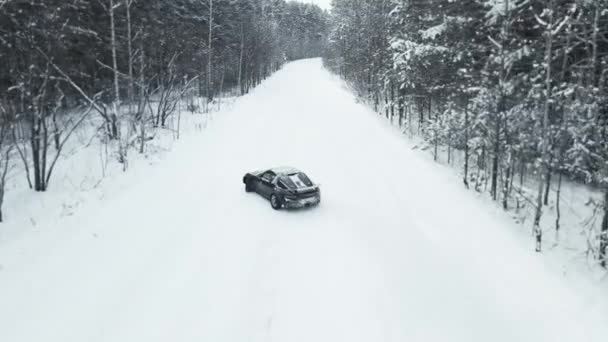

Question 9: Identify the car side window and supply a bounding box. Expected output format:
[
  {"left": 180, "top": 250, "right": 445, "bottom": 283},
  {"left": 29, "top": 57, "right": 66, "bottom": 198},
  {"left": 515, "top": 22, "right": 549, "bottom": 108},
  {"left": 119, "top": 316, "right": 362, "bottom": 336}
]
[{"left": 261, "top": 172, "right": 274, "bottom": 182}]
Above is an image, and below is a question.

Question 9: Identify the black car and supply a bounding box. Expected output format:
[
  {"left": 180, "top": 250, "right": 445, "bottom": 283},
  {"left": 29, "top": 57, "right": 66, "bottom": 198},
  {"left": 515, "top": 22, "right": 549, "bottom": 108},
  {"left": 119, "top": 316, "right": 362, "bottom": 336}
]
[{"left": 243, "top": 167, "right": 321, "bottom": 210}]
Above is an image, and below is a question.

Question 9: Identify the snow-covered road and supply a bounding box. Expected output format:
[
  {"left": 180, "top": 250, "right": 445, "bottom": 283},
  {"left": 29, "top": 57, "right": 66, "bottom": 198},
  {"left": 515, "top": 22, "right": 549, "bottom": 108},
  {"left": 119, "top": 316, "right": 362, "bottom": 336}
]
[{"left": 0, "top": 59, "right": 606, "bottom": 342}]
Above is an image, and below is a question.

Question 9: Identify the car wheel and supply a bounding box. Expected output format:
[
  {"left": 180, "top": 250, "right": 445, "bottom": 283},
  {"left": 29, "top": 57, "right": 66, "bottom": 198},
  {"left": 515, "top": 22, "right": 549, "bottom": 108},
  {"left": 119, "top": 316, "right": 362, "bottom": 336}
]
[
  {"left": 270, "top": 194, "right": 282, "bottom": 210},
  {"left": 245, "top": 180, "right": 254, "bottom": 192}
]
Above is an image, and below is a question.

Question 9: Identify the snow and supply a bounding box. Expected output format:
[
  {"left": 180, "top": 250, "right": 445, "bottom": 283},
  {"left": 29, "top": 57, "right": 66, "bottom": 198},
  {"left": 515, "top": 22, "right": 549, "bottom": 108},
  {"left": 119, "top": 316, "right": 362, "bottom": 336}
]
[
  {"left": 484, "top": 0, "right": 530, "bottom": 24},
  {"left": 0, "top": 58, "right": 607, "bottom": 342},
  {"left": 420, "top": 23, "right": 447, "bottom": 40},
  {"left": 296, "top": 0, "right": 331, "bottom": 11},
  {"left": 271, "top": 166, "right": 301, "bottom": 175}
]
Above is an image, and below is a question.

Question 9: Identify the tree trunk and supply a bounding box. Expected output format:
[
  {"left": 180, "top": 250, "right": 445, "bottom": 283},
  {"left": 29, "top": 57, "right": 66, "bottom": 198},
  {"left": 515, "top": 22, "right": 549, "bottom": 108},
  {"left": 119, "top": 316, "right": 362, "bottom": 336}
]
[
  {"left": 384, "top": 89, "right": 389, "bottom": 119},
  {"left": 432, "top": 98, "right": 437, "bottom": 162},
  {"left": 509, "top": 155, "right": 516, "bottom": 196},
  {"left": 0, "top": 144, "right": 13, "bottom": 221},
  {"left": 14, "top": 125, "right": 33, "bottom": 189},
  {"left": 600, "top": 190, "right": 608, "bottom": 268},
  {"left": 534, "top": 1, "right": 555, "bottom": 253},
  {"left": 463, "top": 99, "right": 470, "bottom": 189},
  {"left": 491, "top": 114, "right": 500, "bottom": 201},
  {"left": 52, "top": 112, "right": 60, "bottom": 151},
  {"left": 126, "top": 0, "right": 134, "bottom": 107},
  {"left": 31, "top": 119, "right": 43, "bottom": 191},
  {"left": 544, "top": 161, "right": 552, "bottom": 205},
  {"left": 207, "top": 0, "right": 213, "bottom": 102},
  {"left": 418, "top": 99, "right": 424, "bottom": 134},
  {"left": 398, "top": 86, "right": 404, "bottom": 127},
  {"left": 555, "top": 171, "right": 562, "bottom": 244},
  {"left": 519, "top": 158, "right": 525, "bottom": 189},
  {"left": 110, "top": 0, "right": 121, "bottom": 142},
  {"left": 591, "top": 5, "right": 600, "bottom": 87},
  {"left": 492, "top": 0, "right": 510, "bottom": 202},
  {"left": 433, "top": 129, "right": 438, "bottom": 162},
  {"left": 219, "top": 65, "right": 225, "bottom": 100},
  {"left": 447, "top": 132, "right": 452, "bottom": 165},
  {"left": 390, "top": 80, "right": 395, "bottom": 122},
  {"left": 0, "top": 190, "right": 3, "bottom": 221},
  {"left": 374, "top": 91, "right": 379, "bottom": 114},
  {"left": 476, "top": 146, "right": 486, "bottom": 192},
  {"left": 502, "top": 152, "right": 511, "bottom": 210},
  {"left": 238, "top": 22, "right": 244, "bottom": 96},
  {"left": 110, "top": 0, "right": 120, "bottom": 108},
  {"left": 41, "top": 117, "right": 48, "bottom": 190},
  {"left": 139, "top": 34, "right": 146, "bottom": 154}
]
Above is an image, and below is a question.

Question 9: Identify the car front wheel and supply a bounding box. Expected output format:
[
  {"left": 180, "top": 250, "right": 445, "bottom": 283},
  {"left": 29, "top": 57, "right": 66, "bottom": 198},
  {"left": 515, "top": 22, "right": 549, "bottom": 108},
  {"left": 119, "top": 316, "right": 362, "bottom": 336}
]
[{"left": 270, "top": 194, "right": 282, "bottom": 210}]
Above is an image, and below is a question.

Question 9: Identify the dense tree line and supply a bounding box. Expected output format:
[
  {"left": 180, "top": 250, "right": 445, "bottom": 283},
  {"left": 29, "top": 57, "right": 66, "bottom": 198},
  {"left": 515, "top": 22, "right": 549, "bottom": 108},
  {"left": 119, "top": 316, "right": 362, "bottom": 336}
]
[
  {"left": 0, "top": 0, "right": 327, "bottom": 220},
  {"left": 324, "top": 0, "right": 608, "bottom": 266}
]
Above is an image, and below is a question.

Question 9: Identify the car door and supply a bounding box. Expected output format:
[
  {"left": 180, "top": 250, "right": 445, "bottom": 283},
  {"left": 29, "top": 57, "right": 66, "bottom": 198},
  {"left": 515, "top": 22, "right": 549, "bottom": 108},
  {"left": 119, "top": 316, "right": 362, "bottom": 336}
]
[{"left": 257, "top": 171, "right": 276, "bottom": 198}]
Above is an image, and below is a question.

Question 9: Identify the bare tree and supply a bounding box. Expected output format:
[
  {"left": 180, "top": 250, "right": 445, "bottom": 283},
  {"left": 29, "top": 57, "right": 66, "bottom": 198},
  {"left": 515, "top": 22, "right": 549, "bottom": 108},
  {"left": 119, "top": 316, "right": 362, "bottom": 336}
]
[
  {"left": 126, "top": 0, "right": 135, "bottom": 107},
  {"left": 0, "top": 102, "right": 14, "bottom": 221},
  {"left": 207, "top": 0, "right": 213, "bottom": 102},
  {"left": 10, "top": 64, "right": 94, "bottom": 192},
  {"left": 238, "top": 20, "right": 245, "bottom": 96},
  {"left": 137, "top": 29, "right": 148, "bottom": 154},
  {"left": 533, "top": 0, "right": 569, "bottom": 252}
]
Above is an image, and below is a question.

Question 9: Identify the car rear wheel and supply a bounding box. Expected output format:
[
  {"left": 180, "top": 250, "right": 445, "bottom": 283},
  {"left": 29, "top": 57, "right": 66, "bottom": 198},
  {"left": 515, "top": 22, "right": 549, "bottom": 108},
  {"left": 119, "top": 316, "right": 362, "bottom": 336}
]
[
  {"left": 270, "top": 194, "right": 282, "bottom": 210},
  {"left": 245, "top": 179, "right": 254, "bottom": 192}
]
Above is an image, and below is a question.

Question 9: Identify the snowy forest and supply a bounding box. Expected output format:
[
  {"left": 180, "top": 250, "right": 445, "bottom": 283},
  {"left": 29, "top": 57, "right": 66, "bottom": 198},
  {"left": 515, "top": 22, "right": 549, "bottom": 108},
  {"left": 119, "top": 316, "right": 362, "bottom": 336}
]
[
  {"left": 0, "top": 1, "right": 327, "bottom": 216},
  {"left": 324, "top": 0, "right": 608, "bottom": 267},
  {"left": 2, "top": 1, "right": 608, "bottom": 339}
]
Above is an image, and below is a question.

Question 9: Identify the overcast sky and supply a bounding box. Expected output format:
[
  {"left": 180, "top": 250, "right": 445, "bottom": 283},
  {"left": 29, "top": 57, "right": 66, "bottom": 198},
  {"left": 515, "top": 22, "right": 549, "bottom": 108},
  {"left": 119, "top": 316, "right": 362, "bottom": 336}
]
[{"left": 294, "top": 0, "right": 332, "bottom": 10}]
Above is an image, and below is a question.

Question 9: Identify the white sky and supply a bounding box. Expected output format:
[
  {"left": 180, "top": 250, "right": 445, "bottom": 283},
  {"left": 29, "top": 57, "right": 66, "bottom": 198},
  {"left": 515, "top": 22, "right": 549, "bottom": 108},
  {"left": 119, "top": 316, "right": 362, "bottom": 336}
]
[{"left": 293, "top": 0, "right": 332, "bottom": 11}]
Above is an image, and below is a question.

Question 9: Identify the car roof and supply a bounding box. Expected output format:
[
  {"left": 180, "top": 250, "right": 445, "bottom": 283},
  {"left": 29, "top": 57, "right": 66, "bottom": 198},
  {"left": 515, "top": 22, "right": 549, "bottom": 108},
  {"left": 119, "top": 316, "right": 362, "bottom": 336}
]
[{"left": 270, "top": 166, "right": 301, "bottom": 176}]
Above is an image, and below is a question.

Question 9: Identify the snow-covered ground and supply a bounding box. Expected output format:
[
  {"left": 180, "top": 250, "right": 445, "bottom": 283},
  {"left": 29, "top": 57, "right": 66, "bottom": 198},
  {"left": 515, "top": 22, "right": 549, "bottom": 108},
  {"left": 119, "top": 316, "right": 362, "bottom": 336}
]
[
  {"left": 376, "top": 95, "right": 608, "bottom": 286},
  {"left": 0, "top": 96, "right": 228, "bottom": 245},
  {"left": 0, "top": 59, "right": 607, "bottom": 342}
]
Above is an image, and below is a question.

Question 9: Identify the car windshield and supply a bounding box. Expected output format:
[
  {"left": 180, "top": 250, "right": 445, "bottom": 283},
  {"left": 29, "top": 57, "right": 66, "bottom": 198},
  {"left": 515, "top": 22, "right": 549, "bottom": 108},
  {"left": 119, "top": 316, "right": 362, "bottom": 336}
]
[{"left": 279, "top": 173, "right": 313, "bottom": 189}]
